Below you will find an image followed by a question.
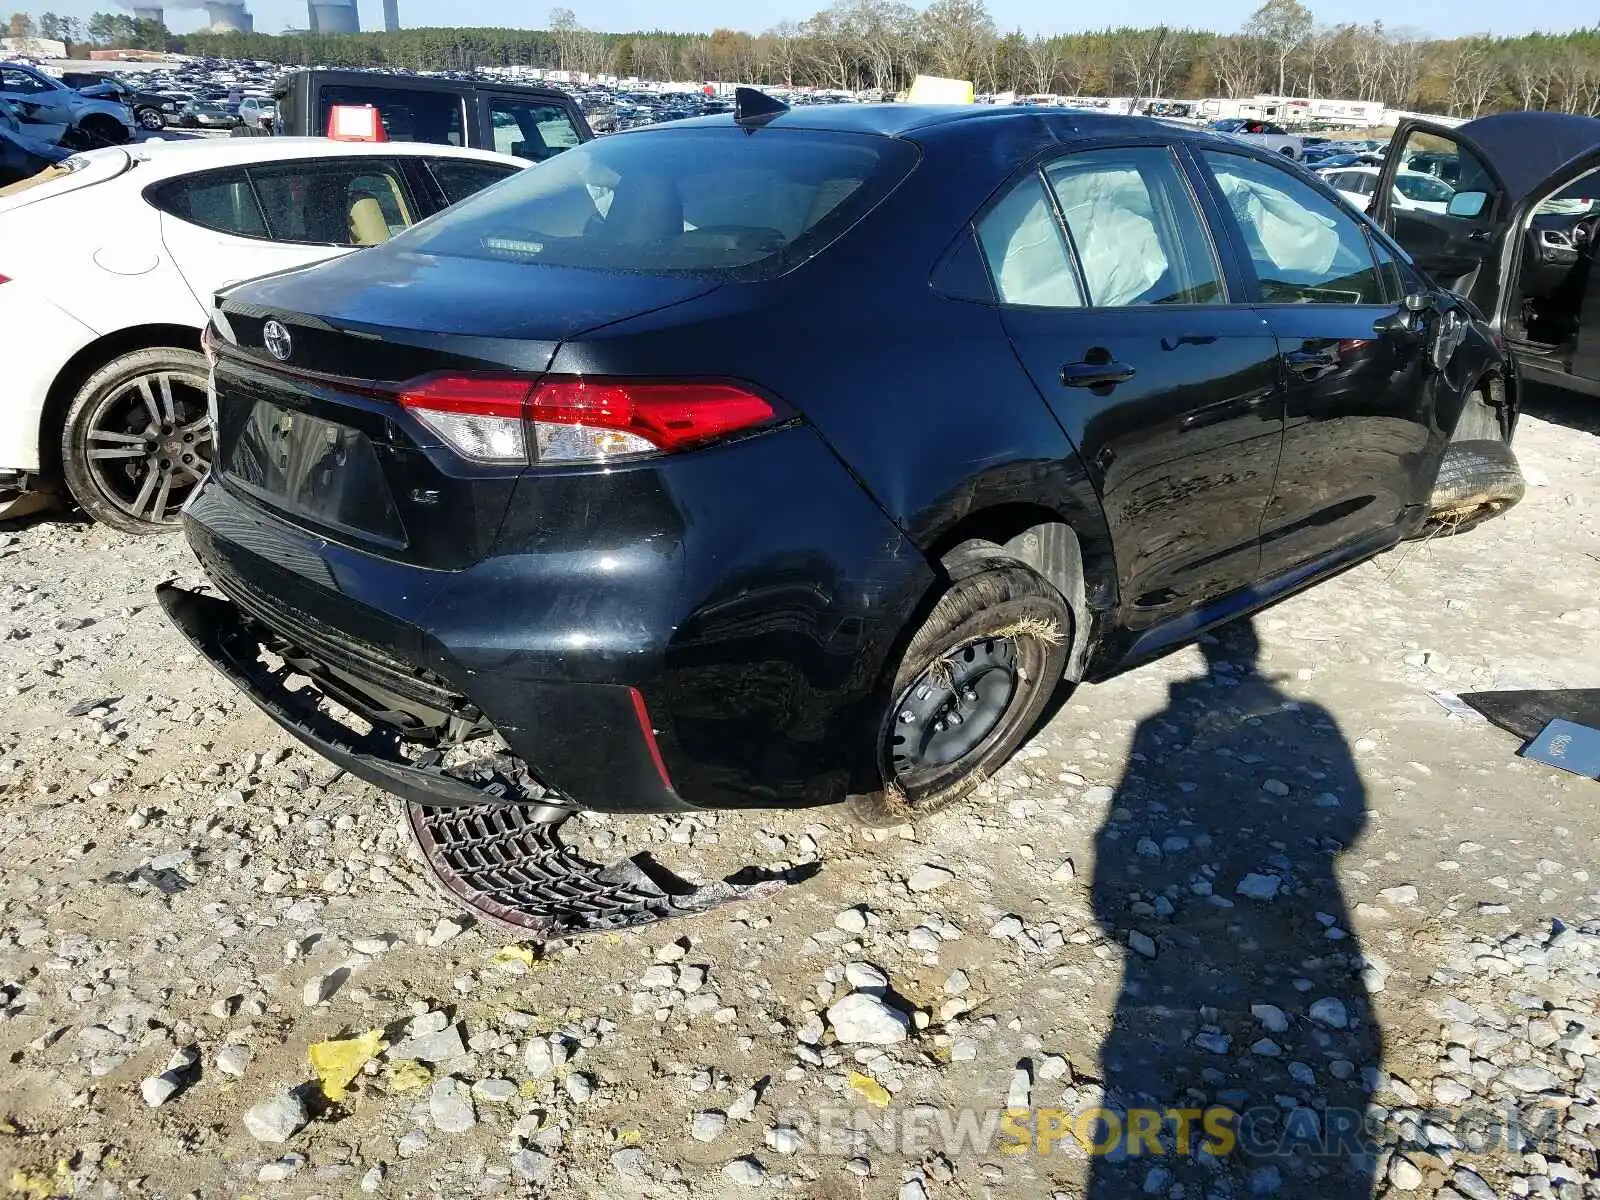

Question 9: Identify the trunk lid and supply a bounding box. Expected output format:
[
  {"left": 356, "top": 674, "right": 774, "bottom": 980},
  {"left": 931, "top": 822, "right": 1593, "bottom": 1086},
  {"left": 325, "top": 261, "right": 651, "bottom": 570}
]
[
  {"left": 209, "top": 250, "right": 720, "bottom": 569},
  {"left": 223, "top": 245, "right": 720, "bottom": 361}
]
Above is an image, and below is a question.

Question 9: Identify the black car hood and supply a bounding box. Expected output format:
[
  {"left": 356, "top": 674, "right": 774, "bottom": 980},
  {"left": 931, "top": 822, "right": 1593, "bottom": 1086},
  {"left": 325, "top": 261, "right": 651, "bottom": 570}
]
[
  {"left": 1459, "top": 111, "right": 1600, "bottom": 209},
  {"left": 226, "top": 246, "right": 721, "bottom": 344}
]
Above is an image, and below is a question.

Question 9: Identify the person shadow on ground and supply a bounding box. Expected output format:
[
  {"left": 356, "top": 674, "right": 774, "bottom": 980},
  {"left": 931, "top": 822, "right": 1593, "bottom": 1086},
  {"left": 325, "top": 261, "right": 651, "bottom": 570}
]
[{"left": 1086, "top": 617, "right": 1383, "bottom": 1199}]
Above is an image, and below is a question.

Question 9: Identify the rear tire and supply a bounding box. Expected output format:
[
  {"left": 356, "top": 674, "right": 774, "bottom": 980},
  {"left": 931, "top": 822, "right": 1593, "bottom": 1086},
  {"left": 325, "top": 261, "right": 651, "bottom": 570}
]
[
  {"left": 1427, "top": 440, "right": 1524, "bottom": 531},
  {"left": 1425, "top": 380, "right": 1524, "bottom": 535},
  {"left": 846, "top": 545, "right": 1071, "bottom": 827},
  {"left": 59, "top": 347, "right": 212, "bottom": 535}
]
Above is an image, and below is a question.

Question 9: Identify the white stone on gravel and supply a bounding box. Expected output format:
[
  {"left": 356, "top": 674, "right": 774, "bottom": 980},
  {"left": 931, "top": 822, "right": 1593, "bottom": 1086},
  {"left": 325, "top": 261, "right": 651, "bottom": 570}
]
[
  {"left": 723, "top": 1157, "right": 765, "bottom": 1187},
  {"left": 1499, "top": 1065, "right": 1558, "bottom": 1092},
  {"left": 257, "top": 1154, "right": 304, "bottom": 1183},
  {"left": 906, "top": 864, "right": 955, "bottom": 892},
  {"left": 766, "top": 1125, "right": 803, "bottom": 1154},
  {"left": 1251, "top": 1003, "right": 1290, "bottom": 1033},
  {"left": 988, "top": 915, "right": 1023, "bottom": 939},
  {"left": 359, "top": 1164, "right": 384, "bottom": 1192},
  {"left": 1378, "top": 885, "right": 1419, "bottom": 905},
  {"left": 638, "top": 964, "right": 677, "bottom": 989},
  {"left": 564, "top": 1071, "right": 595, "bottom": 1104},
  {"left": 1389, "top": 1157, "right": 1423, "bottom": 1190},
  {"left": 1236, "top": 873, "right": 1281, "bottom": 901},
  {"left": 396, "top": 1130, "right": 428, "bottom": 1157},
  {"left": 611, "top": 1148, "right": 647, "bottom": 1177},
  {"left": 428, "top": 1077, "right": 477, "bottom": 1133},
  {"left": 390, "top": 1024, "right": 467, "bottom": 1063},
  {"left": 728, "top": 1087, "right": 759, "bottom": 1121},
  {"left": 215, "top": 1044, "right": 252, "bottom": 1078},
  {"left": 1308, "top": 997, "right": 1348, "bottom": 1029},
  {"left": 844, "top": 962, "right": 889, "bottom": 992},
  {"left": 1006, "top": 1064, "right": 1031, "bottom": 1109},
  {"left": 472, "top": 1078, "right": 517, "bottom": 1104},
  {"left": 1128, "top": 931, "right": 1157, "bottom": 958},
  {"left": 827, "top": 993, "right": 909, "bottom": 1044},
  {"left": 302, "top": 968, "right": 345, "bottom": 1006},
  {"left": 834, "top": 907, "right": 869, "bottom": 933},
  {"left": 243, "top": 1092, "right": 308, "bottom": 1143},
  {"left": 140, "top": 1072, "right": 181, "bottom": 1107},
  {"left": 691, "top": 1110, "right": 727, "bottom": 1141},
  {"left": 510, "top": 1149, "right": 553, "bottom": 1183}
]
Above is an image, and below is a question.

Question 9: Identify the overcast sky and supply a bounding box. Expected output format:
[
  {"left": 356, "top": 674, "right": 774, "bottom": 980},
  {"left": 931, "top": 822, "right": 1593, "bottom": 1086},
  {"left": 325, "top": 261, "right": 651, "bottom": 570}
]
[{"left": 51, "top": 0, "right": 1590, "bottom": 40}]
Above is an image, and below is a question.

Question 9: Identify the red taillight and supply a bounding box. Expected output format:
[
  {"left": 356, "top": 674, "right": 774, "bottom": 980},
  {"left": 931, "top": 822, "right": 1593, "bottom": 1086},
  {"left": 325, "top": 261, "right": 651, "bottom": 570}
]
[
  {"left": 0, "top": 274, "right": 10, "bottom": 285},
  {"left": 393, "top": 374, "right": 778, "bottom": 466},
  {"left": 529, "top": 378, "right": 776, "bottom": 461},
  {"left": 398, "top": 374, "right": 535, "bottom": 464}
]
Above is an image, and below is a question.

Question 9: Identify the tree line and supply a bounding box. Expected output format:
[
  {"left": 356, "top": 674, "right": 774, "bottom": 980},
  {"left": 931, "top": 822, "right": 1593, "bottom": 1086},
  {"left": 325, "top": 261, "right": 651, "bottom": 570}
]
[{"left": 8, "top": 0, "right": 1600, "bottom": 119}]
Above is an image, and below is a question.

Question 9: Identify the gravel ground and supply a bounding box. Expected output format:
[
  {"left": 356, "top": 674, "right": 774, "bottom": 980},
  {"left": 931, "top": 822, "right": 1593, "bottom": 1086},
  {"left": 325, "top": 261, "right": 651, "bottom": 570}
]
[{"left": 2, "top": 391, "right": 1599, "bottom": 1199}]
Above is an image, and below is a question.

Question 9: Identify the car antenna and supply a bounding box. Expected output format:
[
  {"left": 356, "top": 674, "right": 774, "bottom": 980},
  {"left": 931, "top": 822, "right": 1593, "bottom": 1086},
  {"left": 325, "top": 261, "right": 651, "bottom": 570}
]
[{"left": 734, "top": 87, "right": 788, "bottom": 132}]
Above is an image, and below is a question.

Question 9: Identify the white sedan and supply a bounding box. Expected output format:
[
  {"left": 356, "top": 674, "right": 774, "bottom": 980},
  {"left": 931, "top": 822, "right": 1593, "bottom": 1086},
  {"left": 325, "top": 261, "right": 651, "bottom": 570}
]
[
  {"left": 1321, "top": 164, "right": 1456, "bottom": 216},
  {"left": 0, "top": 137, "right": 525, "bottom": 531}
]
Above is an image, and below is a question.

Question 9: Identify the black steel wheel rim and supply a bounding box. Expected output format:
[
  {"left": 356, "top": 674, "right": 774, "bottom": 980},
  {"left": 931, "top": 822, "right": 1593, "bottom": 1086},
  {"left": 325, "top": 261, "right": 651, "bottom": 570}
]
[
  {"left": 884, "top": 635, "right": 1020, "bottom": 787},
  {"left": 84, "top": 368, "right": 212, "bottom": 526}
]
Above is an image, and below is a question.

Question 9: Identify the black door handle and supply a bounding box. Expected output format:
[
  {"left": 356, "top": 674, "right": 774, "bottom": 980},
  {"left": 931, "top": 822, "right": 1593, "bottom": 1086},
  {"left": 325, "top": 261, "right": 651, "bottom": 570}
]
[
  {"left": 1284, "top": 349, "right": 1338, "bottom": 379},
  {"left": 1466, "top": 229, "right": 1491, "bottom": 243},
  {"left": 1061, "top": 360, "right": 1137, "bottom": 388}
]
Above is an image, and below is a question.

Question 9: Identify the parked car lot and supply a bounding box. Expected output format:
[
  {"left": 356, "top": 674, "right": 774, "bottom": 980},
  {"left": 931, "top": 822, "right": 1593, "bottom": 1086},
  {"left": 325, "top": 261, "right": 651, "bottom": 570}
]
[
  {"left": 0, "top": 137, "right": 527, "bottom": 529},
  {"left": 0, "top": 60, "right": 135, "bottom": 145}
]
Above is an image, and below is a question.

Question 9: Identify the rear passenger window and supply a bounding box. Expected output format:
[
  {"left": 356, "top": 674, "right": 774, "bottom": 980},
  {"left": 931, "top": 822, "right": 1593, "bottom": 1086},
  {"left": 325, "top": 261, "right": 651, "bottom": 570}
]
[
  {"left": 428, "top": 157, "right": 521, "bottom": 205},
  {"left": 1202, "top": 150, "right": 1386, "bottom": 304},
  {"left": 148, "top": 169, "right": 268, "bottom": 238},
  {"left": 976, "top": 174, "right": 1083, "bottom": 307},
  {"left": 488, "top": 98, "right": 582, "bottom": 163},
  {"left": 1044, "top": 146, "right": 1224, "bottom": 305},
  {"left": 248, "top": 159, "right": 414, "bottom": 246}
]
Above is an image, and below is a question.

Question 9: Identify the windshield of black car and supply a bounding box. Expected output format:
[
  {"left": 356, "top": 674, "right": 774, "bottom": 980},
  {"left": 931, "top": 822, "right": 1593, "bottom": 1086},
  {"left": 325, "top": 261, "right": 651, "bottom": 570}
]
[{"left": 401, "top": 126, "right": 919, "bottom": 280}]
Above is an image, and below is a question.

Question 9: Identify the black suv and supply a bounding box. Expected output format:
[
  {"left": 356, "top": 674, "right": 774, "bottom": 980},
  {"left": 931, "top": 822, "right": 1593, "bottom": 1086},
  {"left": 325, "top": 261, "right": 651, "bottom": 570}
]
[
  {"left": 1374, "top": 110, "right": 1600, "bottom": 399},
  {"left": 246, "top": 69, "right": 592, "bottom": 164},
  {"left": 163, "top": 101, "right": 1516, "bottom": 829}
]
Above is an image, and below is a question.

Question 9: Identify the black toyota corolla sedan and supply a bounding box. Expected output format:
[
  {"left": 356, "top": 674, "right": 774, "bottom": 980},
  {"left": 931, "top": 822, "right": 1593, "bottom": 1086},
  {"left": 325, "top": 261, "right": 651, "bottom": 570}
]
[{"left": 161, "top": 96, "right": 1517, "bottom": 826}]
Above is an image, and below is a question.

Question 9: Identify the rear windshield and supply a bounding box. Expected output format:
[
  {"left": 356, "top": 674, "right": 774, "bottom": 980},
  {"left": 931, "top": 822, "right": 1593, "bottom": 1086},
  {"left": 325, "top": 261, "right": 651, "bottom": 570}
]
[{"left": 401, "top": 126, "right": 919, "bottom": 281}]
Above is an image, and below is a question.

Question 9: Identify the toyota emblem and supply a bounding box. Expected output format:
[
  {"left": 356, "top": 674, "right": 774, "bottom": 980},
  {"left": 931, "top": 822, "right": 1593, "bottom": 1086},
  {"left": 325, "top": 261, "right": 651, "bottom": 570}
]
[{"left": 262, "top": 319, "right": 293, "bottom": 361}]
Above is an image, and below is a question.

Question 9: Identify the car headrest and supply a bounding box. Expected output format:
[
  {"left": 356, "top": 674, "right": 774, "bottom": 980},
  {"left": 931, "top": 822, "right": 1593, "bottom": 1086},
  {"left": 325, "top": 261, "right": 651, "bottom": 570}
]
[{"left": 348, "top": 195, "right": 389, "bottom": 246}]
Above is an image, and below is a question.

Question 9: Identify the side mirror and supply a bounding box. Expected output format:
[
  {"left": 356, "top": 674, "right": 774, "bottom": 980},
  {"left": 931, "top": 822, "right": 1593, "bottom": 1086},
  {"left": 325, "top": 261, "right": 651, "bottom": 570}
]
[
  {"left": 1446, "top": 191, "right": 1488, "bottom": 219},
  {"left": 1403, "top": 292, "right": 1433, "bottom": 313}
]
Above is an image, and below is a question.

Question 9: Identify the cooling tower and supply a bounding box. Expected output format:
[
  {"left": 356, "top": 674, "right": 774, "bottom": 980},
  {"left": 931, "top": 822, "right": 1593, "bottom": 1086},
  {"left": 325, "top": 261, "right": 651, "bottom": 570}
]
[
  {"left": 308, "top": 0, "right": 358, "bottom": 33},
  {"left": 382, "top": 0, "right": 398, "bottom": 31},
  {"left": 202, "top": 1, "right": 251, "bottom": 32}
]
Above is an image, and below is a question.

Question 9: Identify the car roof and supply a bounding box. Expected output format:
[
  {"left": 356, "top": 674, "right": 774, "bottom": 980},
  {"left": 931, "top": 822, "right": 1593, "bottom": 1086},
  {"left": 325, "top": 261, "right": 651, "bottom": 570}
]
[
  {"left": 117, "top": 136, "right": 522, "bottom": 177},
  {"left": 634, "top": 102, "right": 1179, "bottom": 143}
]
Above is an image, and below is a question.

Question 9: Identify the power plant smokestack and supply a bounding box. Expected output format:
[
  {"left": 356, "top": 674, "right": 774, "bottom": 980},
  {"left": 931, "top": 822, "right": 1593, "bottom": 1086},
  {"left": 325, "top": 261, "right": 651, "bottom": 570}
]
[
  {"left": 130, "top": 5, "right": 165, "bottom": 24},
  {"left": 201, "top": 0, "right": 251, "bottom": 31},
  {"left": 382, "top": 0, "right": 398, "bottom": 31},
  {"left": 308, "top": 0, "right": 358, "bottom": 33}
]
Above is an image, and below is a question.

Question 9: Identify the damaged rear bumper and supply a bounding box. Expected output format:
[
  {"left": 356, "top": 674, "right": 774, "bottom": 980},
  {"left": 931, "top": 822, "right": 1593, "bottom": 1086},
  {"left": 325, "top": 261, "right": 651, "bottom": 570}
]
[
  {"left": 157, "top": 582, "right": 562, "bottom": 811},
  {"left": 159, "top": 582, "right": 791, "bottom": 940}
]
